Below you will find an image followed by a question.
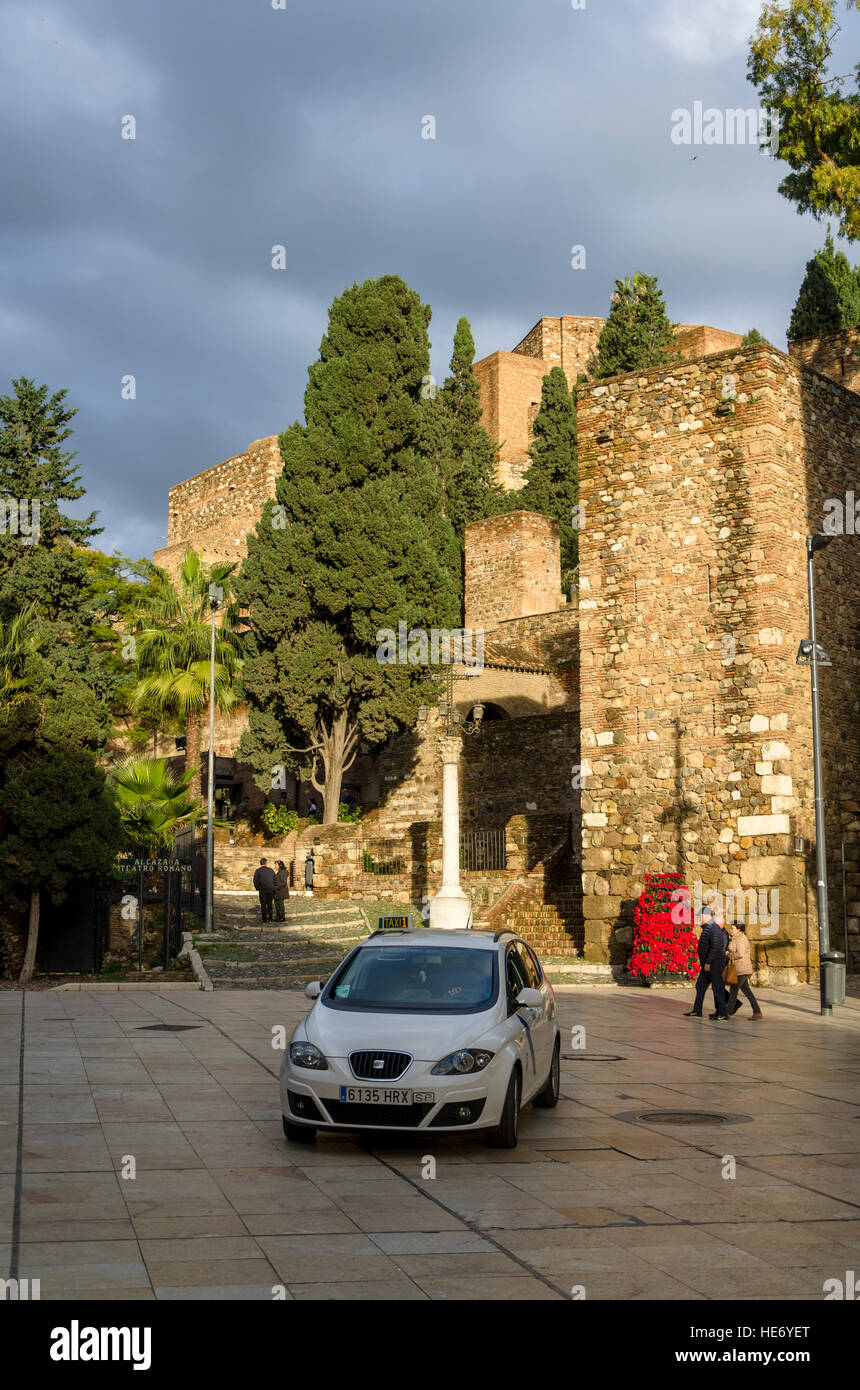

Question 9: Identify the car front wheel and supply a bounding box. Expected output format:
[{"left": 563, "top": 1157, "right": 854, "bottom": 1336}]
[
  {"left": 486, "top": 1067, "right": 520, "bottom": 1149},
  {"left": 532, "top": 1034, "right": 560, "bottom": 1109},
  {"left": 283, "top": 1114, "right": 317, "bottom": 1143}
]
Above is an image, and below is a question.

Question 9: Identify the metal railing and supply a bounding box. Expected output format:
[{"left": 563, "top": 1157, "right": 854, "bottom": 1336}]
[
  {"left": 361, "top": 841, "right": 406, "bottom": 876},
  {"left": 460, "top": 828, "right": 506, "bottom": 872}
]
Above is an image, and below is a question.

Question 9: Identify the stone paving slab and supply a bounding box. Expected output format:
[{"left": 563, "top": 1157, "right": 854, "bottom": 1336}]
[{"left": 0, "top": 982, "right": 858, "bottom": 1300}]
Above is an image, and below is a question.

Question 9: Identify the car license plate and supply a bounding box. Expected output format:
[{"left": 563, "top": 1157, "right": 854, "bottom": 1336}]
[{"left": 339, "top": 1086, "right": 434, "bottom": 1105}]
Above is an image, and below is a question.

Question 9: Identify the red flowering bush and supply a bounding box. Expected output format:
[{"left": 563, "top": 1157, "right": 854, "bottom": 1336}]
[{"left": 628, "top": 872, "right": 699, "bottom": 979}]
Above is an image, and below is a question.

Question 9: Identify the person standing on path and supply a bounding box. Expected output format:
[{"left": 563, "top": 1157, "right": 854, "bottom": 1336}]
[
  {"left": 253, "top": 857, "right": 276, "bottom": 922},
  {"left": 721, "top": 922, "right": 764, "bottom": 1020},
  {"left": 304, "top": 849, "right": 315, "bottom": 897},
  {"left": 273, "top": 860, "right": 290, "bottom": 921},
  {"left": 684, "top": 908, "right": 729, "bottom": 1020}
]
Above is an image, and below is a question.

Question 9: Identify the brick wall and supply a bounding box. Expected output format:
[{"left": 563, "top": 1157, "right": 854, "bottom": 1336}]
[
  {"left": 153, "top": 435, "right": 281, "bottom": 573},
  {"left": 472, "top": 351, "right": 548, "bottom": 487},
  {"left": 788, "top": 327, "right": 860, "bottom": 397},
  {"left": 476, "top": 317, "right": 743, "bottom": 493},
  {"left": 576, "top": 342, "right": 860, "bottom": 977},
  {"left": 675, "top": 324, "right": 744, "bottom": 359},
  {"left": 465, "top": 512, "right": 565, "bottom": 628},
  {"left": 513, "top": 315, "right": 606, "bottom": 380}
]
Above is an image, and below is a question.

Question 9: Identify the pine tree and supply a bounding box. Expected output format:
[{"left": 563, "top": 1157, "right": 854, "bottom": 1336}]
[
  {"left": 788, "top": 232, "right": 860, "bottom": 339},
  {"left": 0, "top": 381, "right": 142, "bottom": 979},
  {"left": 741, "top": 328, "right": 767, "bottom": 345},
  {"left": 435, "top": 317, "right": 507, "bottom": 538},
  {"left": 519, "top": 367, "right": 580, "bottom": 583},
  {"left": 0, "top": 378, "right": 102, "bottom": 623},
  {"left": 592, "top": 274, "right": 680, "bottom": 379},
  {"left": 239, "top": 276, "right": 461, "bottom": 824}
]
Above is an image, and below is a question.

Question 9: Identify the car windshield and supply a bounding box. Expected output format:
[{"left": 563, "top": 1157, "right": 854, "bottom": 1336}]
[{"left": 324, "top": 945, "right": 497, "bottom": 1013}]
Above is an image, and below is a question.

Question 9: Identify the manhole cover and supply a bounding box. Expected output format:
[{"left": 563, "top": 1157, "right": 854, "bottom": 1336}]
[
  {"left": 562, "top": 1054, "right": 625, "bottom": 1062},
  {"left": 136, "top": 1024, "right": 202, "bottom": 1032},
  {"left": 615, "top": 1108, "right": 751, "bottom": 1126}
]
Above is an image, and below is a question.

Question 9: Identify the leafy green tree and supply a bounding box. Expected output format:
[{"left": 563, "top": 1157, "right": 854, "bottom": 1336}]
[
  {"left": 592, "top": 274, "right": 680, "bottom": 378},
  {"left": 108, "top": 757, "right": 199, "bottom": 854},
  {"left": 788, "top": 231, "right": 860, "bottom": 336},
  {"left": 0, "top": 377, "right": 101, "bottom": 624},
  {"left": 433, "top": 317, "right": 508, "bottom": 538},
  {"left": 741, "top": 328, "right": 768, "bottom": 344},
  {"left": 131, "top": 549, "right": 245, "bottom": 800},
  {"left": 748, "top": 1, "right": 860, "bottom": 243},
  {"left": 519, "top": 367, "right": 580, "bottom": 584},
  {"left": 0, "top": 381, "right": 147, "bottom": 981},
  {"left": 0, "top": 636, "right": 123, "bottom": 983},
  {"left": 239, "top": 275, "right": 461, "bottom": 824}
]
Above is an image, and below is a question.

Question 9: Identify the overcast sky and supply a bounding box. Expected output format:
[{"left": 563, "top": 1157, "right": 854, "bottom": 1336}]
[{"left": 2, "top": 0, "right": 857, "bottom": 560}]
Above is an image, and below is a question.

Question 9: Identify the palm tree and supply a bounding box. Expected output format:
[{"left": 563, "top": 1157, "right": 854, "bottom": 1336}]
[
  {"left": 0, "top": 604, "right": 44, "bottom": 722},
  {"left": 109, "top": 756, "right": 200, "bottom": 854},
  {"left": 130, "top": 549, "right": 245, "bottom": 799}
]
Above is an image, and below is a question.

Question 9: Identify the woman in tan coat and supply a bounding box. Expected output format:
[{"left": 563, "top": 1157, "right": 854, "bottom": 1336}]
[{"left": 723, "top": 923, "right": 763, "bottom": 1020}]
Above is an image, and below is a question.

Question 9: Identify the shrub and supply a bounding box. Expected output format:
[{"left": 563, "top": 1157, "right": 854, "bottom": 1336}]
[{"left": 261, "top": 803, "right": 299, "bottom": 837}]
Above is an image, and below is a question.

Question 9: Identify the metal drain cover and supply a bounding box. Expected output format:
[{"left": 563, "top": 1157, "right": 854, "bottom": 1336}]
[
  {"left": 562, "top": 1053, "right": 626, "bottom": 1062},
  {"left": 615, "top": 1108, "right": 751, "bottom": 1126},
  {"left": 136, "top": 1024, "right": 202, "bottom": 1032}
]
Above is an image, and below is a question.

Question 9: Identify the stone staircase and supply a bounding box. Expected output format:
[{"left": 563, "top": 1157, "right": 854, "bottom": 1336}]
[
  {"left": 476, "top": 841, "right": 584, "bottom": 957},
  {"left": 199, "top": 891, "right": 368, "bottom": 989},
  {"left": 508, "top": 890, "right": 584, "bottom": 954}
]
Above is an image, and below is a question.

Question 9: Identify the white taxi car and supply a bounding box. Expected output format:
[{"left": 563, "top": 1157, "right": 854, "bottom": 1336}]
[{"left": 280, "top": 926, "right": 560, "bottom": 1149}]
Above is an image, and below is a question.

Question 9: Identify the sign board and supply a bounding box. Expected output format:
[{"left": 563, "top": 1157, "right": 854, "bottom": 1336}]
[
  {"left": 378, "top": 914, "right": 413, "bottom": 931},
  {"left": 116, "top": 858, "right": 182, "bottom": 874}
]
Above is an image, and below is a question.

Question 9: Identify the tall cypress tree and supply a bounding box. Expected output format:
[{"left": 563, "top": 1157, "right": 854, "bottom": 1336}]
[
  {"left": 519, "top": 367, "right": 579, "bottom": 583},
  {"left": 435, "top": 317, "right": 507, "bottom": 538},
  {"left": 787, "top": 232, "right": 860, "bottom": 339},
  {"left": 239, "top": 276, "right": 461, "bottom": 823},
  {"left": 0, "top": 378, "right": 102, "bottom": 624},
  {"left": 592, "top": 273, "right": 680, "bottom": 379}
]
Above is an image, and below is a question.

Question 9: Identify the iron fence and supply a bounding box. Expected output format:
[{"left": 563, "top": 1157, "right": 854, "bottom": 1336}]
[
  {"left": 361, "top": 841, "right": 406, "bottom": 876},
  {"left": 460, "top": 828, "right": 506, "bottom": 872}
]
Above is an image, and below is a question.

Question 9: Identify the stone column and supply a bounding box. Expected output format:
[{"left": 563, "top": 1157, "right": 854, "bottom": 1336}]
[{"left": 429, "top": 736, "right": 472, "bottom": 931}]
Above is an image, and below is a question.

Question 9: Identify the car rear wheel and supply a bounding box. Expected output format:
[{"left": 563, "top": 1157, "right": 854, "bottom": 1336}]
[
  {"left": 486, "top": 1067, "right": 520, "bottom": 1149},
  {"left": 532, "top": 1034, "right": 560, "bottom": 1109},
  {"left": 282, "top": 1114, "right": 317, "bottom": 1143}
]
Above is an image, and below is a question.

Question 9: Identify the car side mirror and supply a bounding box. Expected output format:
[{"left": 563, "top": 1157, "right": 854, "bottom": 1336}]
[
  {"left": 516, "top": 987, "right": 543, "bottom": 1008},
  {"left": 304, "top": 981, "right": 322, "bottom": 1000}
]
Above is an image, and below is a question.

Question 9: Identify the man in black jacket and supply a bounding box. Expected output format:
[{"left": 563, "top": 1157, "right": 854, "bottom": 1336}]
[
  {"left": 684, "top": 908, "right": 729, "bottom": 1019},
  {"left": 253, "top": 858, "right": 276, "bottom": 922}
]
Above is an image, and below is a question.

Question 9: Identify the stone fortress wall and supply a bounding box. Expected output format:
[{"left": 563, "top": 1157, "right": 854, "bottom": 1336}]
[
  {"left": 473, "top": 314, "right": 744, "bottom": 489},
  {"left": 575, "top": 339, "right": 860, "bottom": 976},
  {"left": 788, "top": 325, "right": 860, "bottom": 397},
  {"left": 153, "top": 314, "right": 860, "bottom": 974}
]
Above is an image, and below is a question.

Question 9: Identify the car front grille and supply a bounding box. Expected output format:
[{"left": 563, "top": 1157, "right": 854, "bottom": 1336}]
[
  {"left": 323, "top": 1100, "right": 434, "bottom": 1128},
  {"left": 348, "top": 1050, "right": 412, "bottom": 1081}
]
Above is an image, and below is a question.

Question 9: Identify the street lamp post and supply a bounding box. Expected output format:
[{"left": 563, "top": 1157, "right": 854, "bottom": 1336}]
[
  {"left": 204, "top": 584, "right": 221, "bottom": 935},
  {"left": 423, "top": 665, "right": 484, "bottom": 931},
  {"left": 801, "top": 533, "right": 845, "bottom": 1016}
]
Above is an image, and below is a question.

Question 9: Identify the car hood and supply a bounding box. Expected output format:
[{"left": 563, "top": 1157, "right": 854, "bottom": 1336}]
[{"left": 303, "top": 1003, "right": 499, "bottom": 1061}]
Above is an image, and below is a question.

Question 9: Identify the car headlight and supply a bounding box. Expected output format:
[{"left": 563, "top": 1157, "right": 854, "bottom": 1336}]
[
  {"left": 431, "top": 1048, "right": 494, "bottom": 1076},
  {"left": 290, "top": 1042, "right": 328, "bottom": 1070}
]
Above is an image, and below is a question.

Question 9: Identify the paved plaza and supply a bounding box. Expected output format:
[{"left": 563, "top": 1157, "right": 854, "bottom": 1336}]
[{"left": 1, "top": 983, "right": 858, "bottom": 1301}]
